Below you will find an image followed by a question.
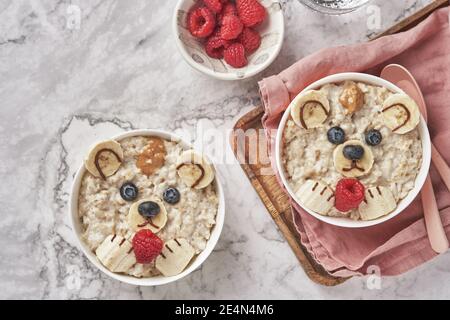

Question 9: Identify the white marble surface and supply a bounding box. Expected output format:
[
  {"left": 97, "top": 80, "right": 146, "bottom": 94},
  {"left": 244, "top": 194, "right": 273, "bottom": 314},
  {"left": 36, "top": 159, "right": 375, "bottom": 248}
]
[{"left": 1, "top": 0, "right": 449, "bottom": 300}]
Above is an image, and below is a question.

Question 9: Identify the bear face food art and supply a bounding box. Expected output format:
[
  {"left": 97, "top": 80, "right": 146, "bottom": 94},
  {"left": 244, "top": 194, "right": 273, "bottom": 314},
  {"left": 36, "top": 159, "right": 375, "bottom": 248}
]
[
  {"left": 282, "top": 81, "right": 422, "bottom": 221},
  {"left": 78, "top": 136, "right": 219, "bottom": 278}
]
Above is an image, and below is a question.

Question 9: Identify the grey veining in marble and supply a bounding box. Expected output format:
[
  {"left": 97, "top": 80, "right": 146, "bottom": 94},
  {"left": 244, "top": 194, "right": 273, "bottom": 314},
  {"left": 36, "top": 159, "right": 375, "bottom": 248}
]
[{"left": 1, "top": 0, "right": 449, "bottom": 300}]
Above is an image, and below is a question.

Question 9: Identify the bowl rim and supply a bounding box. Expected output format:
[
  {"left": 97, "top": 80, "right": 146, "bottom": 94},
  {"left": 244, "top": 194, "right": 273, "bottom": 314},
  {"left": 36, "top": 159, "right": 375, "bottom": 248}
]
[
  {"left": 172, "top": 0, "right": 285, "bottom": 81},
  {"left": 69, "top": 129, "right": 226, "bottom": 286},
  {"left": 275, "top": 72, "right": 431, "bottom": 228}
]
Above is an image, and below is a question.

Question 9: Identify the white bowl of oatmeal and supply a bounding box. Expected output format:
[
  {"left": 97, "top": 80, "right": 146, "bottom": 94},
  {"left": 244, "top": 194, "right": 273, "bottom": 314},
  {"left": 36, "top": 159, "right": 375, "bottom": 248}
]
[
  {"left": 69, "top": 129, "right": 225, "bottom": 286},
  {"left": 275, "top": 73, "right": 431, "bottom": 228}
]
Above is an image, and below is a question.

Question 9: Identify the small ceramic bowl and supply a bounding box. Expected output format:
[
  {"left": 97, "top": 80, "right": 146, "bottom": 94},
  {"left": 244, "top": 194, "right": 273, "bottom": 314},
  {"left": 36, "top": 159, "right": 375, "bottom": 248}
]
[
  {"left": 69, "top": 129, "right": 225, "bottom": 286},
  {"left": 173, "top": 0, "right": 285, "bottom": 80},
  {"left": 275, "top": 73, "right": 431, "bottom": 228}
]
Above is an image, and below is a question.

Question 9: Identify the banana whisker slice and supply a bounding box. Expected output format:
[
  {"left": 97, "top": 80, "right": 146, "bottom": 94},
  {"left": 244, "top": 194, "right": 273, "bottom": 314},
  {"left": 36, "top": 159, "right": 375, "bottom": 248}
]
[
  {"left": 155, "top": 238, "right": 195, "bottom": 277},
  {"left": 290, "top": 90, "right": 330, "bottom": 129},
  {"left": 358, "top": 186, "right": 397, "bottom": 220},
  {"left": 382, "top": 94, "right": 420, "bottom": 134},
  {"left": 95, "top": 234, "right": 136, "bottom": 273},
  {"left": 176, "top": 150, "right": 215, "bottom": 189},
  {"left": 84, "top": 140, "right": 123, "bottom": 179},
  {"left": 296, "top": 180, "right": 334, "bottom": 215}
]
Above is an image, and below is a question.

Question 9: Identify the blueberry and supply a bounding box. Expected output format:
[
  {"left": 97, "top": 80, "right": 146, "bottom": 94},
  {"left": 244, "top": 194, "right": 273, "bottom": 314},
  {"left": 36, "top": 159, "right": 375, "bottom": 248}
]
[
  {"left": 163, "top": 187, "right": 180, "bottom": 205},
  {"left": 327, "top": 126, "right": 346, "bottom": 145},
  {"left": 119, "top": 182, "right": 138, "bottom": 201},
  {"left": 343, "top": 145, "right": 365, "bottom": 160},
  {"left": 138, "top": 201, "right": 160, "bottom": 218},
  {"left": 365, "top": 129, "right": 382, "bottom": 146}
]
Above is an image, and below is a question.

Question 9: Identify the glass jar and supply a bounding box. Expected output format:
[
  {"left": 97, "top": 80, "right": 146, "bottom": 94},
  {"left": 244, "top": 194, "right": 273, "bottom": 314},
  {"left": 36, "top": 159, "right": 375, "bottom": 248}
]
[{"left": 298, "top": 0, "right": 370, "bottom": 14}]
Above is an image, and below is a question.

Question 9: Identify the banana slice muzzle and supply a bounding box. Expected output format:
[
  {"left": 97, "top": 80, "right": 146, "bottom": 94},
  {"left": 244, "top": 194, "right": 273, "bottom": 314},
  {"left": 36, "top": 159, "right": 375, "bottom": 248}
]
[
  {"left": 176, "top": 150, "right": 215, "bottom": 189},
  {"left": 127, "top": 198, "right": 168, "bottom": 233},
  {"left": 84, "top": 140, "right": 123, "bottom": 179},
  {"left": 382, "top": 94, "right": 420, "bottom": 134},
  {"left": 290, "top": 90, "right": 330, "bottom": 129},
  {"left": 333, "top": 140, "right": 374, "bottom": 178}
]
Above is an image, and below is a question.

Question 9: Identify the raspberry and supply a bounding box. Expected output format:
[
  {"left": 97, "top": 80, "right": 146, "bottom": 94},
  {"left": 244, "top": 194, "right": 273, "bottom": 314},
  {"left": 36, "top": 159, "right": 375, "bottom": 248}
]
[
  {"left": 224, "top": 43, "right": 247, "bottom": 68},
  {"left": 187, "top": 7, "right": 216, "bottom": 38},
  {"left": 236, "top": 0, "right": 267, "bottom": 27},
  {"left": 218, "top": 2, "right": 238, "bottom": 24},
  {"left": 205, "top": 35, "right": 231, "bottom": 59},
  {"left": 335, "top": 179, "right": 365, "bottom": 212},
  {"left": 222, "top": 2, "right": 237, "bottom": 16},
  {"left": 203, "top": 0, "right": 223, "bottom": 13},
  {"left": 220, "top": 15, "right": 243, "bottom": 40},
  {"left": 132, "top": 229, "right": 164, "bottom": 264},
  {"left": 237, "top": 27, "right": 261, "bottom": 54}
]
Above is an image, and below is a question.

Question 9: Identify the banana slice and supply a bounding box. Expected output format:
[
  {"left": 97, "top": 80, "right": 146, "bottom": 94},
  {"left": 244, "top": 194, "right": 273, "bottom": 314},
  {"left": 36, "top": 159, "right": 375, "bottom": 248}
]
[
  {"left": 290, "top": 90, "right": 330, "bottom": 129},
  {"left": 358, "top": 186, "right": 397, "bottom": 220},
  {"left": 95, "top": 234, "right": 136, "bottom": 273},
  {"left": 333, "top": 140, "right": 374, "bottom": 178},
  {"left": 176, "top": 150, "right": 215, "bottom": 189},
  {"left": 84, "top": 140, "right": 123, "bottom": 179},
  {"left": 296, "top": 180, "right": 334, "bottom": 215},
  {"left": 382, "top": 94, "right": 420, "bottom": 134},
  {"left": 155, "top": 238, "right": 195, "bottom": 277},
  {"left": 127, "top": 198, "right": 168, "bottom": 233}
]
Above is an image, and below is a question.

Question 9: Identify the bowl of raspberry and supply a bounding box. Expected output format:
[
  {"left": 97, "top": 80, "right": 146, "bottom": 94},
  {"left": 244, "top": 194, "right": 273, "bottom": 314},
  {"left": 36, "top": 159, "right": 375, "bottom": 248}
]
[{"left": 173, "top": 0, "right": 285, "bottom": 80}]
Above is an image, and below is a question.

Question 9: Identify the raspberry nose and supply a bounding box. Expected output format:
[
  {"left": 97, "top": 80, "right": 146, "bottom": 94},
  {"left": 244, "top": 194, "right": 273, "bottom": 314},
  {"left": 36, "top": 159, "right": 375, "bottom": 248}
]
[{"left": 334, "top": 178, "right": 365, "bottom": 212}]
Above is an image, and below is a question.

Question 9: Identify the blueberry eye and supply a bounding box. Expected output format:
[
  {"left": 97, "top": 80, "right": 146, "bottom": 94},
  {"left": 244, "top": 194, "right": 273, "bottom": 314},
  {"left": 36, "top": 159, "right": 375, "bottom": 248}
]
[
  {"left": 365, "top": 129, "right": 382, "bottom": 146},
  {"left": 327, "top": 126, "right": 346, "bottom": 145},
  {"left": 163, "top": 187, "right": 180, "bottom": 204},
  {"left": 120, "top": 182, "right": 138, "bottom": 201}
]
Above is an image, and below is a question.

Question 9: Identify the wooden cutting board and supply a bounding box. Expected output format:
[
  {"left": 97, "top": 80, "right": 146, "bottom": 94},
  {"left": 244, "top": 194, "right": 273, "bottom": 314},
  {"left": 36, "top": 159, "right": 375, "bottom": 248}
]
[{"left": 229, "top": 0, "right": 449, "bottom": 286}]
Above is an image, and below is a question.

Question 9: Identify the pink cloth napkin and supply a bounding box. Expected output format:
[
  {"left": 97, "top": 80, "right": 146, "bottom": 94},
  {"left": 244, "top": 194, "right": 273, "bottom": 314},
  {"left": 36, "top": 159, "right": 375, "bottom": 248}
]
[{"left": 258, "top": 7, "right": 450, "bottom": 277}]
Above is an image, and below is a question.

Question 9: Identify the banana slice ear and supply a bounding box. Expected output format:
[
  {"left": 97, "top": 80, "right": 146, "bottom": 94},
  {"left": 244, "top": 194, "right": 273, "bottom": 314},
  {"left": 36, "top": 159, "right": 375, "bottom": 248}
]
[
  {"left": 358, "top": 186, "right": 397, "bottom": 220},
  {"left": 176, "top": 150, "right": 215, "bottom": 189},
  {"left": 333, "top": 140, "right": 374, "bottom": 178},
  {"left": 382, "top": 94, "right": 420, "bottom": 134},
  {"left": 85, "top": 140, "right": 123, "bottom": 179},
  {"left": 127, "top": 198, "right": 168, "bottom": 233},
  {"left": 95, "top": 234, "right": 136, "bottom": 273},
  {"left": 290, "top": 90, "right": 330, "bottom": 129},
  {"left": 155, "top": 238, "right": 195, "bottom": 276},
  {"left": 296, "top": 180, "right": 334, "bottom": 215}
]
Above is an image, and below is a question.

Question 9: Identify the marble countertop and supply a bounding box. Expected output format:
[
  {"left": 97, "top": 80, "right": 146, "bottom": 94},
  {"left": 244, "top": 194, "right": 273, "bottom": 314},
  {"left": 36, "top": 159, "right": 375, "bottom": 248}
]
[{"left": 1, "top": 0, "right": 449, "bottom": 300}]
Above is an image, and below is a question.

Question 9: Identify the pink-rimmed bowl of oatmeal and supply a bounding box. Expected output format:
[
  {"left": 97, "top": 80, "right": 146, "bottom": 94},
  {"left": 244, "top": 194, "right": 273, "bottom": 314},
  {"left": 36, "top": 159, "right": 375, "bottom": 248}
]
[
  {"left": 275, "top": 73, "right": 431, "bottom": 228},
  {"left": 69, "top": 129, "right": 225, "bottom": 286}
]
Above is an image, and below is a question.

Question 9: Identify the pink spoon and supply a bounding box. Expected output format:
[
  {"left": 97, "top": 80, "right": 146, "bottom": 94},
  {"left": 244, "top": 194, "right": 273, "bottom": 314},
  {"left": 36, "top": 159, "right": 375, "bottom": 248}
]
[{"left": 381, "top": 64, "right": 449, "bottom": 254}]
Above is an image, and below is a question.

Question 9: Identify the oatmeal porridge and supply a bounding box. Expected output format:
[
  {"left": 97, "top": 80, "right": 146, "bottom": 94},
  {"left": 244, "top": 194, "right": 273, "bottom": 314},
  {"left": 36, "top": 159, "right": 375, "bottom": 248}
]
[
  {"left": 282, "top": 81, "right": 422, "bottom": 220},
  {"left": 78, "top": 135, "right": 219, "bottom": 278}
]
